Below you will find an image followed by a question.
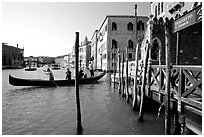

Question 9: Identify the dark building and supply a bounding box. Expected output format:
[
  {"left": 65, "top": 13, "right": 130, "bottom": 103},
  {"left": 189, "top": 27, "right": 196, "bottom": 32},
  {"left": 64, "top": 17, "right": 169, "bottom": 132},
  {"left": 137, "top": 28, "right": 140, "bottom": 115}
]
[
  {"left": 149, "top": 2, "right": 202, "bottom": 65},
  {"left": 2, "top": 43, "right": 24, "bottom": 69}
]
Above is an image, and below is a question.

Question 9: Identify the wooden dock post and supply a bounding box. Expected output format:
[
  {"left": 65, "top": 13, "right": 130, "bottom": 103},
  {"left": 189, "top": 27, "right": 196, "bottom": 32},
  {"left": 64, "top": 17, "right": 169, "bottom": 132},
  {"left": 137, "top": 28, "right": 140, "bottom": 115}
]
[
  {"left": 118, "top": 49, "right": 121, "bottom": 94},
  {"left": 121, "top": 52, "right": 125, "bottom": 97},
  {"left": 75, "top": 32, "right": 83, "bottom": 132},
  {"left": 164, "top": 17, "right": 171, "bottom": 135},
  {"left": 108, "top": 52, "right": 111, "bottom": 85},
  {"left": 132, "top": 44, "right": 139, "bottom": 110},
  {"left": 138, "top": 41, "right": 149, "bottom": 121},
  {"left": 113, "top": 47, "right": 116, "bottom": 89},
  {"left": 125, "top": 47, "right": 129, "bottom": 103}
]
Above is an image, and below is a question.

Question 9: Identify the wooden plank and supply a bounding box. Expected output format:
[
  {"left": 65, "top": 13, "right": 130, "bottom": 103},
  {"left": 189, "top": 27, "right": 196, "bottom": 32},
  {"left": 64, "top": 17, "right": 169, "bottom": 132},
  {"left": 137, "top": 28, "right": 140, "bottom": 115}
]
[
  {"left": 151, "top": 65, "right": 166, "bottom": 68},
  {"left": 182, "top": 79, "right": 202, "bottom": 97},
  {"left": 173, "top": 65, "right": 202, "bottom": 71},
  {"left": 182, "top": 70, "right": 202, "bottom": 93},
  {"left": 181, "top": 97, "right": 202, "bottom": 110},
  {"left": 185, "top": 118, "right": 202, "bottom": 135}
]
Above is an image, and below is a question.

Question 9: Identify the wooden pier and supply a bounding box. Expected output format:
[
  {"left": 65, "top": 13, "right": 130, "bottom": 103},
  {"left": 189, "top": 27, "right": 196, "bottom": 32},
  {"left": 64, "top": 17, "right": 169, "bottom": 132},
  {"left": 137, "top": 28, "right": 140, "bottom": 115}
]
[{"left": 111, "top": 63, "right": 202, "bottom": 135}]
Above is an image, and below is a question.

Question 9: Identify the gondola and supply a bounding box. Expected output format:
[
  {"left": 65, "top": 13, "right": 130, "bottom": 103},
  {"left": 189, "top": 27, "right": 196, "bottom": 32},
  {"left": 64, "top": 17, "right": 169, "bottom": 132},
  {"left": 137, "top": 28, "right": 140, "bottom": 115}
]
[
  {"left": 25, "top": 68, "right": 37, "bottom": 71},
  {"left": 9, "top": 72, "right": 106, "bottom": 87}
]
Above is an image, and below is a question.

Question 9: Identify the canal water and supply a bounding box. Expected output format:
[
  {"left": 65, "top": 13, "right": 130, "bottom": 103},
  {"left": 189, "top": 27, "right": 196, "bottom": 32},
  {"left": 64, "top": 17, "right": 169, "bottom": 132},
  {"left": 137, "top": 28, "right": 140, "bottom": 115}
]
[{"left": 2, "top": 68, "right": 165, "bottom": 135}]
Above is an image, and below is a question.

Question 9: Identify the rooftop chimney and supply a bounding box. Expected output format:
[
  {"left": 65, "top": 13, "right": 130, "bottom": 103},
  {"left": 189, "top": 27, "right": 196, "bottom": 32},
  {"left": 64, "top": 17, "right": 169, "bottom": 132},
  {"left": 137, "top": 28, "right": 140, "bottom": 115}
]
[{"left": 17, "top": 44, "right": 18, "bottom": 48}]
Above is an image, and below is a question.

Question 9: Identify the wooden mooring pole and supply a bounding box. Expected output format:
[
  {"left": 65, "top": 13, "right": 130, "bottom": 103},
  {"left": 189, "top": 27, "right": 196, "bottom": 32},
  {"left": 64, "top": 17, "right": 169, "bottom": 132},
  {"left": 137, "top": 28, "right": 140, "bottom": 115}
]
[
  {"left": 138, "top": 41, "right": 149, "bottom": 121},
  {"left": 113, "top": 47, "right": 116, "bottom": 89},
  {"left": 118, "top": 49, "right": 121, "bottom": 94},
  {"left": 121, "top": 52, "right": 125, "bottom": 97},
  {"left": 164, "top": 18, "right": 171, "bottom": 135},
  {"left": 125, "top": 47, "right": 129, "bottom": 103},
  {"left": 75, "top": 32, "right": 83, "bottom": 132},
  {"left": 132, "top": 44, "right": 139, "bottom": 110}
]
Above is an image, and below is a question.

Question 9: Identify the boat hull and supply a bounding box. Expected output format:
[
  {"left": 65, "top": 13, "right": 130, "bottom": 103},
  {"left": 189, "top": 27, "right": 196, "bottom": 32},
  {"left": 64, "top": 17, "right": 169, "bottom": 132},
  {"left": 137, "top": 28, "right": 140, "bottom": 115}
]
[
  {"left": 9, "top": 73, "right": 106, "bottom": 87},
  {"left": 25, "top": 68, "right": 37, "bottom": 71}
]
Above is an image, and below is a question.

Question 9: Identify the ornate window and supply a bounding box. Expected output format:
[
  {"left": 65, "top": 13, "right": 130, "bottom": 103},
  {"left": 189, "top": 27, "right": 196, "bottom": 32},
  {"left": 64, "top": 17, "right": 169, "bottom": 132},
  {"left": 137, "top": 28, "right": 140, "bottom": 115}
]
[
  {"left": 112, "top": 22, "right": 117, "bottom": 31},
  {"left": 155, "top": 5, "right": 157, "bottom": 17},
  {"left": 151, "top": 39, "right": 159, "bottom": 60},
  {"left": 112, "top": 39, "right": 117, "bottom": 49},
  {"left": 128, "top": 53, "right": 133, "bottom": 59},
  {"left": 127, "top": 22, "right": 133, "bottom": 31},
  {"left": 112, "top": 53, "right": 116, "bottom": 59},
  {"left": 128, "top": 40, "right": 134, "bottom": 49},
  {"left": 137, "top": 20, "right": 144, "bottom": 31}
]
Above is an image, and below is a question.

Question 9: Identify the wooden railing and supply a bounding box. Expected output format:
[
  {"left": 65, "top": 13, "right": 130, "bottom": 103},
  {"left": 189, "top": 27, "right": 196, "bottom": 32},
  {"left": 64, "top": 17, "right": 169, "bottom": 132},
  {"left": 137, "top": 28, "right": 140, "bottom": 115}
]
[{"left": 149, "top": 65, "right": 202, "bottom": 110}]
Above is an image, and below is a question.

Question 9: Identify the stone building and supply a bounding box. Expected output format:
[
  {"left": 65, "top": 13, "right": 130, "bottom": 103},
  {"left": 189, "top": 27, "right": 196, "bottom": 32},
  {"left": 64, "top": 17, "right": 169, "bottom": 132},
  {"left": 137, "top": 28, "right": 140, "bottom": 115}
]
[
  {"left": 91, "top": 13, "right": 148, "bottom": 71},
  {"left": 141, "top": 2, "right": 202, "bottom": 65},
  {"left": 79, "top": 36, "right": 91, "bottom": 69},
  {"left": 2, "top": 43, "right": 24, "bottom": 69}
]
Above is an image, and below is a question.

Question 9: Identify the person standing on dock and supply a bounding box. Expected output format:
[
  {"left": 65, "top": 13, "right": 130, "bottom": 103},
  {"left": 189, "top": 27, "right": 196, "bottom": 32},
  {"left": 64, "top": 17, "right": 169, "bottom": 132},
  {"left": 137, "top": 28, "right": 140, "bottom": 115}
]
[{"left": 89, "top": 61, "right": 94, "bottom": 77}]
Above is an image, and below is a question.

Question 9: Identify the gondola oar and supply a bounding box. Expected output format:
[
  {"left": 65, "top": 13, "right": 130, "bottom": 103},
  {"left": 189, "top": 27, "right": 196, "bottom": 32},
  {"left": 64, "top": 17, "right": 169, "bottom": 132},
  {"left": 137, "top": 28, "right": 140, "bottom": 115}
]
[{"left": 43, "top": 70, "right": 58, "bottom": 87}]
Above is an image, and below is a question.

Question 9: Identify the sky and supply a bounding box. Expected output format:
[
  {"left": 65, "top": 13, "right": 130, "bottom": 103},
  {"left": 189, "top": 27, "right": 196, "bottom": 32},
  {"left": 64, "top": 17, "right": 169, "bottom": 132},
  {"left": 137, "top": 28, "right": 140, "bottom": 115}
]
[{"left": 2, "top": 1, "right": 150, "bottom": 57}]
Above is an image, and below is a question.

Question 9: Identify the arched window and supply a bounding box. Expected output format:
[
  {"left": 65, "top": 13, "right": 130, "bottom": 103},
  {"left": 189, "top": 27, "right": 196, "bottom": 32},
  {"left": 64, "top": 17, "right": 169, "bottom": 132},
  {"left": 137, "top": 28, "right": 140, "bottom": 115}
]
[
  {"left": 128, "top": 40, "right": 134, "bottom": 49},
  {"left": 158, "top": 17, "right": 163, "bottom": 25},
  {"left": 127, "top": 22, "right": 133, "bottom": 31},
  {"left": 155, "top": 5, "right": 157, "bottom": 17},
  {"left": 112, "top": 22, "right": 117, "bottom": 31},
  {"left": 112, "top": 39, "right": 117, "bottom": 49},
  {"left": 151, "top": 39, "right": 159, "bottom": 60},
  {"left": 137, "top": 20, "right": 144, "bottom": 31},
  {"left": 161, "top": 2, "right": 164, "bottom": 13}
]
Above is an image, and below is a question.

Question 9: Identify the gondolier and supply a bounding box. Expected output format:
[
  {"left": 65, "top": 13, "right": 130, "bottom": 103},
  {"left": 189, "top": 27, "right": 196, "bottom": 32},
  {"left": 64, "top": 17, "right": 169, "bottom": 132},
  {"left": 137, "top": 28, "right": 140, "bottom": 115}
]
[{"left": 45, "top": 68, "right": 55, "bottom": 81}]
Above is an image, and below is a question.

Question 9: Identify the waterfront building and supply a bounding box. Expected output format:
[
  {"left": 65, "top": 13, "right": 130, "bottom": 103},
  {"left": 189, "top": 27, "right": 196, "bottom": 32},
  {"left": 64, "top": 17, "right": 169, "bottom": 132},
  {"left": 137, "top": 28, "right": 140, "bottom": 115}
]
[
  {"left": 67, "top": 53, "right": 72, "bottom": 68},
  {"left": 2, "top": 43, "right": 24, "bottom": 69},
  {"left": 55, "top": 54, "right": 69, "bottom": 68},
  {"left": 91, "top": 30, "right": 98, "bottom": 69},
  {"left": 142, "top": 2, "right": 202, "bottom": 135},
  {"left": 24, "top": 56, "right": 37, "bottom": 68},
  {"left": 91, "top": 14, "right": 148, "bottom": 71},
  {"left": 36, "top": 56, "right": 55, "bottom": 66},
  {"left": 70, "top": 45, "right": 75, "bottom": 68},
  {"left": 141, "top": 2, "right": 202, "bottom": 65},
  {"left": 79, "top": 36, "right": 91, "bottom": 69},
  {"left": 55, "top": 55, "right": 65, "bottom": 67}
]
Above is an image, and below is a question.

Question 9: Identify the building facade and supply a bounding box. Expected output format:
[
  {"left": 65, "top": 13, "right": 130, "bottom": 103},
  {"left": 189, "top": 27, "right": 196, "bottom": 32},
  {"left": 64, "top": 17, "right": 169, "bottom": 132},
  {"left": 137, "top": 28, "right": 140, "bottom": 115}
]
[
  {"left": 92, "top": 15, "right": 148, "bottom": 71},
  {"left": 91, "top": 30, "right": 98, "bottom": 69},
  {"left": 79, "top": 36, "right": 91, "bottom": 69},
  {"left": 144, "top": 2, "right": 202, "bottom": 65},
  {"left": 2, "top": 43, "right": 24, "bottom": 69}
]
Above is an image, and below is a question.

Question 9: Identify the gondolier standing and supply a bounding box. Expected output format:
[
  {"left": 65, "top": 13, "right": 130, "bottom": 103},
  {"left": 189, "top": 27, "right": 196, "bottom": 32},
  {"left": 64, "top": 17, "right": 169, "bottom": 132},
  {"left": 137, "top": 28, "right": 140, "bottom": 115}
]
[{"left": 46, "top": 68, "right": 55, "bottom": 81}]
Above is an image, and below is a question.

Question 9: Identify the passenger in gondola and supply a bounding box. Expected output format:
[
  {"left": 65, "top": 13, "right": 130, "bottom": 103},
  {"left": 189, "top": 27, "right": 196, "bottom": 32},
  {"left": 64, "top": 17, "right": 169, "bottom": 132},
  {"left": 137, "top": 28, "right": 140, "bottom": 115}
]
[
  {"left": 65, "top": 68, "right": 71, "bottom": 80},
  {"left": 83, "top": 74, "right": 87, "bottom": 78},
  {"left": 78, "top": 69, "right": 84, "bottom": 79}
]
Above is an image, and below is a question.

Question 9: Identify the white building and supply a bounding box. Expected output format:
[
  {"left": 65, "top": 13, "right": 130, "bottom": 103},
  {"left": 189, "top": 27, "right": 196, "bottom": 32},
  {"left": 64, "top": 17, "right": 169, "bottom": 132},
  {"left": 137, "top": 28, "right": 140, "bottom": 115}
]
[{"left": 92, "top": 14, "right": 148, "bottom": 71}]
